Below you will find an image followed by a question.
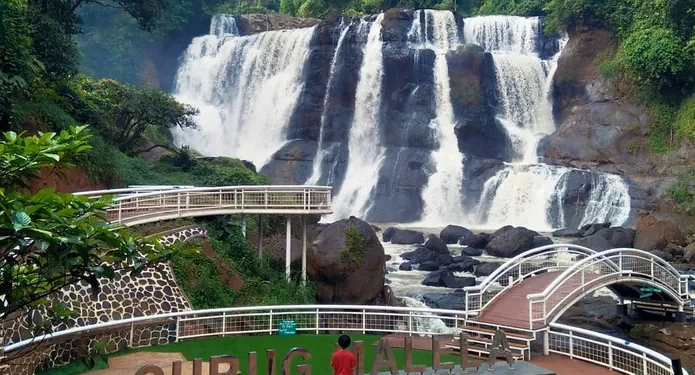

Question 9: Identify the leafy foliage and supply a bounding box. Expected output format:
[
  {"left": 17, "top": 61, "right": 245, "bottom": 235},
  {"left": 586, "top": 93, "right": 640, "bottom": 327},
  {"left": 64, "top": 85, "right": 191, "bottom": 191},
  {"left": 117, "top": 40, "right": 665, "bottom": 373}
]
[
  {"left": 622, "top": 28, "right": 689, "bottom": 90},
  {"left": 0, "top": 127, "right": 181, "bottom": 326},
  {"left": 341, "top": 226, "right": 366, "bottom": 267}
]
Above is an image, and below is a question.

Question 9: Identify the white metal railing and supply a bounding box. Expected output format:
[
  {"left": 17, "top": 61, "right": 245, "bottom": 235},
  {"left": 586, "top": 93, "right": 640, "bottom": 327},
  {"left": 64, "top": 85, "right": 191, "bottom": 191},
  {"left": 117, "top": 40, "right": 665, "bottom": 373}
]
[
  {"left": 528, "top": 248, "right": 687, "bottom": 329},
  {"left": 548, "top": 323, "right": 685, "bottom": 375},
  {"left": 74, "top": 185, "right": 196, "bottom": 198},
  {"left": 79, "top": 185, "right": 333, "bottom": 226},
  {"left": 4, "top": 305, "right": 684, "bottom": 375},
  {"left": 463, "top": 244, "right": 599, "bottom": 313},
  {"left": 4, "top": 305, "right": 468, "bottom": 354}
]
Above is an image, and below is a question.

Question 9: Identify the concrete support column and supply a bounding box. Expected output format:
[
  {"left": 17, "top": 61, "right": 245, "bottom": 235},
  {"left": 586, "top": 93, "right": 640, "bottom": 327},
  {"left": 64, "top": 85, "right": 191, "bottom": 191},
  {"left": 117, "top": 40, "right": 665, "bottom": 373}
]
[
  {"left": 676, "top": 304, "right": 686, "bottom": 322},
  {"left": 616, "top": 303, "right": 628, "bottom": 316},
  {"left": 302, "top": 216, "right": 307, "bottom": 283},
  {"left": 258, "top": 215, "right": 264, "bottom": 257},
  {"left": 542, "top": 330, "right": 549, "bottom": 356},
  {"left": 286, "top": 216, "right": 292, "bottom": 280},
  {"left": 241, "top": 214, "right": 247, "bottom": 238}
]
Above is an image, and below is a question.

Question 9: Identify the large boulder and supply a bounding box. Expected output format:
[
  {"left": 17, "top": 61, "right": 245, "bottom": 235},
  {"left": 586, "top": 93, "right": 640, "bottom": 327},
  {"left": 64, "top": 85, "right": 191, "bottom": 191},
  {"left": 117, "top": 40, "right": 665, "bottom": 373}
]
[
  {"left": 307, "top": 216, "right": 385, "bottom": 304},
  {"left": 236, "top": 13, "right": 320, "bottom": 35},
  {"left": 572, "top": 226, "right": 635, "bottom": 251},
  {"left": 447, "top": 257, "right": 480, "bottom": 272},
  {"left": 440, "top": 225, "right": 473, "bottom": 244},
  {"left": 400, "top": 246, "right": 438, "bottom": 264},
  {"left": 485, "top": 226, "right": 537, "bottom": 258},
  {"left": 424, "top": 234, "right": 450, "bottom": 254},
  {"left": 581, "top": 223, "right": 611, "bottom": 237},
  {"left": 423, "top": 291, "right": 466, "bottom": 310},
  {"left": 634, "top": 213, "right": 686, "bottom": 251},
  {"left": 390, "top": 229, "right": 426, "bottom": 244},
  {"left": 461, "top": 247, "right": 484, "bottom": 256}
]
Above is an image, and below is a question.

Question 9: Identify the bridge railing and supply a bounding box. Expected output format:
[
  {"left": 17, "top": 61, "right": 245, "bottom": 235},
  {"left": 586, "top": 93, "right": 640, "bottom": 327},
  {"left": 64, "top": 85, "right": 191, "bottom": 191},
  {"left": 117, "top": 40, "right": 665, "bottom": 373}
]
[
  {"left": 463, "top": 244, "right": 599, "bottom": 313},
  {"left": 548, "top": 322, "right": 680, "bottom": 375},
  {"left": 528, "top": 248, "right": 685, "bottom": 329},
  {"left": 74, "top": 185, "right": 196, "bottom": 198},
  {"left": 99, "top": 185, "right": 332, "bottom": 226}
]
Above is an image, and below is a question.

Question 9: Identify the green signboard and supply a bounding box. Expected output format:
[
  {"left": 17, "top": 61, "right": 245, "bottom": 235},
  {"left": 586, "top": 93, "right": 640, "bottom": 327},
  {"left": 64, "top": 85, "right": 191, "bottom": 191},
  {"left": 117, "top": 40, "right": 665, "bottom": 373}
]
[
  {"left": 278, "top": 320, "right": 296, "bottom": 336},
  {"left": 639, "top": 285, "right": 662, "bottom": 299}
]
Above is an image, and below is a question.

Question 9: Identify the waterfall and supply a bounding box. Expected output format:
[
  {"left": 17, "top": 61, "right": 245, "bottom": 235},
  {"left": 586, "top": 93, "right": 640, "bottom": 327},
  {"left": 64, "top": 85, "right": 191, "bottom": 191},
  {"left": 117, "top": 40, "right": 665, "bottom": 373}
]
[
  {"left": 578, "top": 173, "right": 632, "bottom": 228},
  {"left": 415, "top": 10, "right": 467, "bottom": 226},
  {"left": 463, "top": 15, "right": 631, "bottom": 229},
  {"left": 325, "top": 14, "right": 386, "bottom": 221},
  {"left": 462, "top": 15, "right": 540, "bottom": 54},
  {"left": 171, "top": 25, "right": 316, "bottom": 168},
  {"left": 306, "top": 20, "right": 352, "bottom": 186},
  {"left": 210, "top": 14, "right": 239, "bottom": 36}
]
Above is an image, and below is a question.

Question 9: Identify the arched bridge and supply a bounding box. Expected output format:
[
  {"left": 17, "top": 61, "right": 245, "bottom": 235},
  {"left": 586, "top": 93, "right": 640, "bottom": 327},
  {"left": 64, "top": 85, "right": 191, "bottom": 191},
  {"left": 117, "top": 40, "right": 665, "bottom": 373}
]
[
  {"left": 463, "top": 244, "right": 692, "bottom": 330},
  {"left": 75, "top": 185, "right": 333, "bottom": 280}
]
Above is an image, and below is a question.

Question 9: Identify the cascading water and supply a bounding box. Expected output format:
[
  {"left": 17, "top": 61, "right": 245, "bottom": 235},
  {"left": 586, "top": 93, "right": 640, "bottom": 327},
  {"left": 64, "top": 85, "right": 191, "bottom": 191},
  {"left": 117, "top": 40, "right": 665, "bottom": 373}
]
[
  {"left": 464, "top": 15, "right": 631, "bottom": 229},
  {"left": 210, "top": 14, "right": 239, "bottom": 36},
  {"left": 415, "top": 10, "right": 468, "bottom": 226},
  {"left": 171, "top": 25, "right": 316, "bottom": 168},
  {"left": 306, "top": 20, "right": 352, "bottom": 186},
  {"left": 325, "top": 14, "right": 386, "bottom": 221}
]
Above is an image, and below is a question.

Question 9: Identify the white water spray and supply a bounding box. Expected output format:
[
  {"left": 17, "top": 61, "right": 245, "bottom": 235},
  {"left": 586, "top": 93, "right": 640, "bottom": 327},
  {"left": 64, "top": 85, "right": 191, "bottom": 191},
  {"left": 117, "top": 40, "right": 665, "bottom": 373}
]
[
  {"left": 326, "top": 14, "right": 386, "bottom": 221},
  {"left": 171, "top": 25, "right": 315, "bottom": 168}
]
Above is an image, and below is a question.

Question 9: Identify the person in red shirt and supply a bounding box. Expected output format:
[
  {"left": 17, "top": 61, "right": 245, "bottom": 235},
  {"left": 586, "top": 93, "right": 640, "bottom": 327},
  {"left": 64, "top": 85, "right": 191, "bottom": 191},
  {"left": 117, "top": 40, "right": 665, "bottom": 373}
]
[{"left": 331, "top": 335, "right": 357, "bottom": 375}]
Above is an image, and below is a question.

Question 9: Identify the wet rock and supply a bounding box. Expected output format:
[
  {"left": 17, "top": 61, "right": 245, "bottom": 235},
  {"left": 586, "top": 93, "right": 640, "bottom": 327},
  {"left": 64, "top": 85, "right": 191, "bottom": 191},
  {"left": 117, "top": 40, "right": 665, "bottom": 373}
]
[
  {"left": 425, "top": 234, "right": 450, "bottom": 254},
  {"left": 595, "top": 227, "right": 635, "bottom": 248},
  {"left": 475, "top": 262, "right": 502, "bottom": 277},
  {"left": 552, "top": 228, "right": 585, "bottom": 238},
  {"left": 400, "top": 246, "right": 438, "bottom": 264},
  {"left": 390, "top": 229, "right": 426, "bottom": 244},
  {"left": 485, "top": 226, "right": 537, "bottom": 257},
  {"left": 581, "top": 223, "right": 612, "bottom": 237},
  {"left": 386, "top": 267, "right": 398, "bottom": 273},
  {"left": 418, "top": 261, "right": 440, "bottom": 271},
  {"left": 460, "top": 233, "right": 488, "bottom": 249},
  {"left": 461, "top": 247, "right": 484, "bottom": 256},
  {"left": 423, "top": 269, "right": 476, "bottom": 289},
  {"left": 399, "top": 262, "right": 413, "bottom": 271},
  {"left": 423, "top": 290, "right": 466, "bottom": 310},
  {"left": 383, "top": 227, "right": 397, "bottom": 242},
  {"left": 236, "top": 13, "right": 320, "bottom": 35},
  {"left": 532, "top": 236, "right": 554, "bottom": 248},
  {"left": 440, "top": 225, "right": 473, "bottom": 244},
  {"left": 438, "top": 253, "right": 455, "bottom": 266},
  {"left": 447, "top": 258, "right": 480, "bottom": 273}
]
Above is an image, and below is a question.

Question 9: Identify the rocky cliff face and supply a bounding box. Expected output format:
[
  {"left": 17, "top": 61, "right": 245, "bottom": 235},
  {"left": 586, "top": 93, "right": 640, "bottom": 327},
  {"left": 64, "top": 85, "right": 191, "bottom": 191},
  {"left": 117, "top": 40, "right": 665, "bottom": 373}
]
[
  {"left": 540, "top": 26, "right": 695, "bottom": 220},
  {"left": 261, "top": 9, "right": 499, "bottom": 222}
]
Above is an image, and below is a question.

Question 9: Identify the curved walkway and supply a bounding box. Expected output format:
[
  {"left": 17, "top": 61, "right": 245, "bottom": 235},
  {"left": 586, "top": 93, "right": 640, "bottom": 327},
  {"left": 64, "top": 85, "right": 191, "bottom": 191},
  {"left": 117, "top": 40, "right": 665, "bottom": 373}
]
[{"left": 76, "top": 185, "right": 333, "bottom": 227}]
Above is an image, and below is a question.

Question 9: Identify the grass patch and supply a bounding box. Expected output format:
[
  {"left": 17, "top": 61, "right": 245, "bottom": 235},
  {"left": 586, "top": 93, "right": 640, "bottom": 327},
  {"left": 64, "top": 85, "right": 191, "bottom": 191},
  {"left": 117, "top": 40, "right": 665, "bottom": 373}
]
[{"left": 38, "top": 334, "right": 463, "bottom": 375}]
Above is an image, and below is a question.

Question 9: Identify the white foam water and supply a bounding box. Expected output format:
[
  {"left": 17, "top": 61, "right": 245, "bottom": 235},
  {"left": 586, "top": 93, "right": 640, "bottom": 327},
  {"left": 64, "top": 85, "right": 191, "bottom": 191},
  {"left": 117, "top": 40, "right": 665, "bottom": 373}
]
[
  {"left": 325, "top": 14, "right": 386, "bottom": 221},
  {"left": 210, "top": 14, "right": 239, "bottom": 36},
  {"left": 306, "top": 20, "right": 352, "bottom": 186},
  {"left": 414, "top": 10, "right": 468, "bottom": 226},
  {"left": 171, "top": 25, "right": 316, "bottom": 169}
]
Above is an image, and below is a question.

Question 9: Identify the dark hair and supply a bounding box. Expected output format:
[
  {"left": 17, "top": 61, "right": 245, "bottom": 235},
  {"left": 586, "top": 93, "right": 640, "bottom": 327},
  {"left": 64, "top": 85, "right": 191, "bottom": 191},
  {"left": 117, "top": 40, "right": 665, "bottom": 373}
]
[{"left": 338, "top": 334, "right": 351, "bottom": 349}]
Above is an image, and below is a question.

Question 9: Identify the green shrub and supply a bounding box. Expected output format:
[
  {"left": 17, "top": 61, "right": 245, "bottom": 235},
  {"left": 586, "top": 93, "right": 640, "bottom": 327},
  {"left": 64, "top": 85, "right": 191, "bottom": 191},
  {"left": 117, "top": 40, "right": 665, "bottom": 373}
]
[
  {"left": 171, "top": 243, "right": 237, "bottom": 309},
  {"left": 670, "top": 166, "right": 695, "bottom": 213},
  {"left": 622, "top": 27, "right": 689, "bottom": 90},
  {"left": 675, "top": 94, "right": 695, "bottom": 141},
  {"left": 341, "top": 227, "right": 366, "bottom": 267}
]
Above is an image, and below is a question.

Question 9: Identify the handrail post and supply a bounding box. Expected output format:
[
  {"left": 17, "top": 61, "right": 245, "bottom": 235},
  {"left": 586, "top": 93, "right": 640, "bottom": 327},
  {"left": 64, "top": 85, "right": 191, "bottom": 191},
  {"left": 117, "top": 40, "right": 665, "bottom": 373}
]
[
  {"left": 408, "top": 311, "right": 413, "bottom": 336},
  {"left": 608, "top": 341, "right": 613, "bottom": 370},
  {"left": 177, "top": 193, "right": 181, "bottom": 216},
  {"left": 175, "top": 317, "right": 180, "bottom": 343},
  {"left": 362, "top": 309, "right": 366, "bottom": 334},
  {"left": 269, "top": 309, "right": 273, "bottom": 335},
  {"left": 315, "top": 308, "right": 320, "bottom": 334},
  {"left": 651, "top": 258, "right": 655, "bottom": 280},
  {"left": 528, "top": 300, "right": 533, "bottom": 330},
  {"left": 569, "top": 331, "right": 574, "bottom": 359},
  {"left": 222, "top": 312, "right": 227, "bottom": 337},
  {"left": 643, "top": 352, "right": 648, "bottom": 374},
  {"left": 129, "top": 322, "right": 134, "bottom": 347}
]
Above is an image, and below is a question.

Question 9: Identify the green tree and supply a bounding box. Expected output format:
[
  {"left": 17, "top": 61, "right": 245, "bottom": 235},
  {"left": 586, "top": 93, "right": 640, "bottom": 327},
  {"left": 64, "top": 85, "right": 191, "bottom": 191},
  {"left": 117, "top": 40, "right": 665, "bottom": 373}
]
[
  {"left": 0, "top": 126, "right": 180, "bottom": 326},
  {"left": 79, "top": 78, "right": 198, "bottom": 151}
]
